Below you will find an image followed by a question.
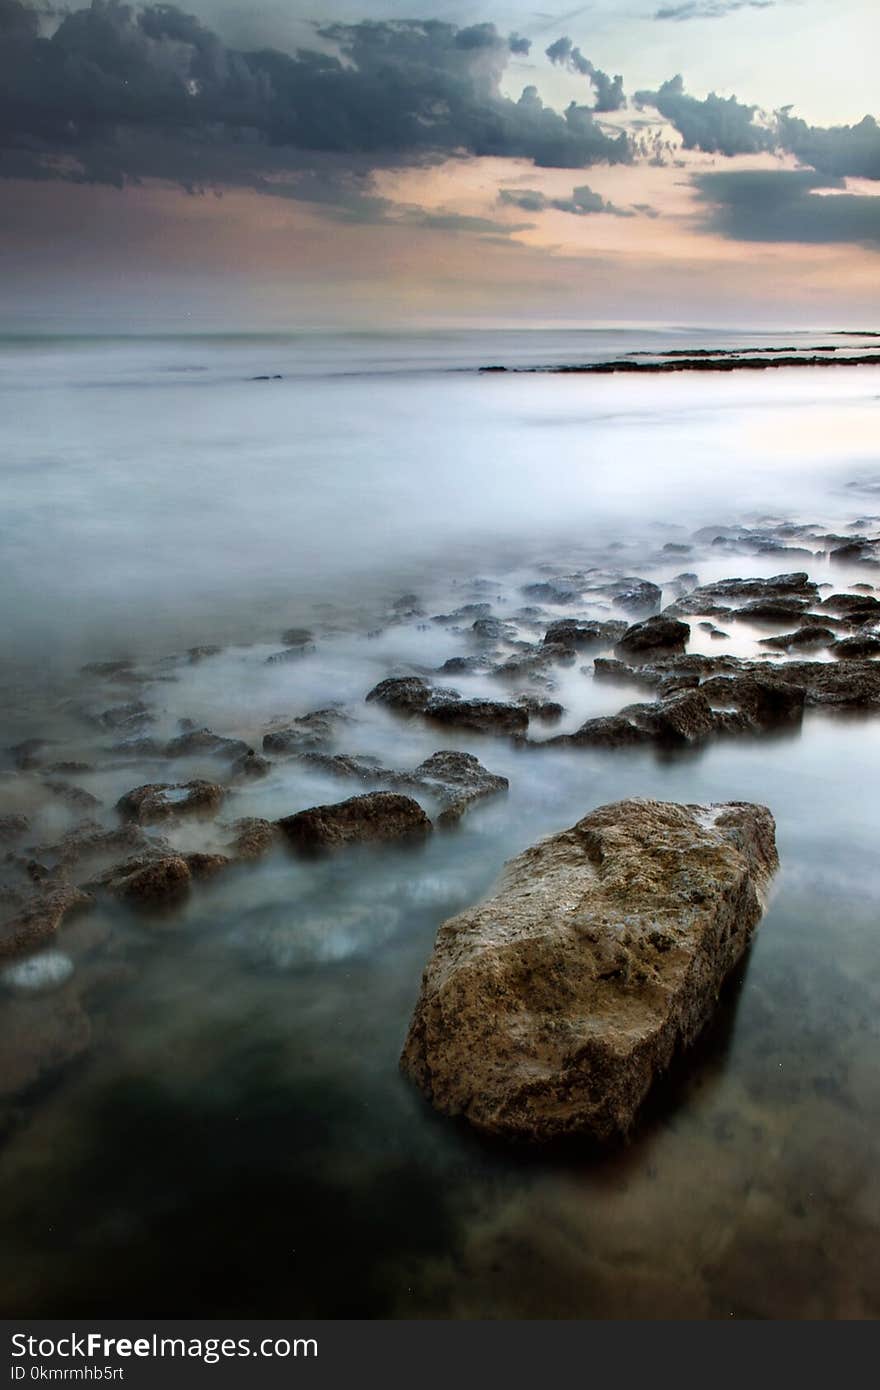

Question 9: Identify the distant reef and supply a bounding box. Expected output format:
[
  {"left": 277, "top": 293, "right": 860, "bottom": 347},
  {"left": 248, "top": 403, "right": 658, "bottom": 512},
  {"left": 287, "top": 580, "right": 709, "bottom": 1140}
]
[{"left": 480, "top": 346, "right": 880, "bottom": 376}]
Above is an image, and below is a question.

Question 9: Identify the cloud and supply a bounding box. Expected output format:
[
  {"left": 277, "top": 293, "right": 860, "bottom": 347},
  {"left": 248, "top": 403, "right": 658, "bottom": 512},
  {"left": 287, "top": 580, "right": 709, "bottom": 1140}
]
[
  {"left": 239, "top": 165, "right": 535, "bottom": 238},
  {"left": 545, "top": 35, "right": 626, "bottom": 112},
  {"left": 0, "top": 4, "right": 631, "bottom": 192},
  {"left": 499, "top": 183, "right": 635, "bottom": 216},
  {"left": 777, "top": 110, "right": 880, "bottom": 181},
  {"left": 694, "top": 168, "right": 880, "bottom": 245},
  {"left": 655, "top": 2, "right": 774, "bottom": 20},
  {"left": 635, "top": 72, "right": 880, "bottom": 179},
  {"left": 634, "top": 74, "right": 775, "bottom": 156},
  {"left": 508, "top": 33, "right": 531, "bottom": 55}
]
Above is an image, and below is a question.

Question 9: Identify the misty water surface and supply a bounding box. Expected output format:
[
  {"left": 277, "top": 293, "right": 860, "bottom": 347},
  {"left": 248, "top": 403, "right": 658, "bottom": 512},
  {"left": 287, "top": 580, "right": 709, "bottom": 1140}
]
[{"left": 0, "top": 332, "right": 879, "bottom": 1317}]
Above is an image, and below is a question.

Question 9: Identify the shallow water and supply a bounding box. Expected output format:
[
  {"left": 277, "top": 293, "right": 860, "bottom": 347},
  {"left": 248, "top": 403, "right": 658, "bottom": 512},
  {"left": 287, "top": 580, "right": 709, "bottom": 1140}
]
[{"left": 1, "top": 331, "right": 879, "bottom": 1318}]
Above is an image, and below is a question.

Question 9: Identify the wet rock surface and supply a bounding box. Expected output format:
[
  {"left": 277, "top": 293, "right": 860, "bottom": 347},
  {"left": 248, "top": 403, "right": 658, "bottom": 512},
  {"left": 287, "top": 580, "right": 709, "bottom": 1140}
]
[
  {"left": 365, "top": 677, "right": 529, "bottom": 736},
  {"left": 278, "top": 792, "right": 432, "bottom": 854},
  {"left": 262, "top": 708, "right": 347, "bottom": 754},
  {"left": 606, "top": 579, "right": 662, "bottom": 614},
  {"left": 616, "top": 615, "right": 690, "bottom": 657},
  {"left": 101, "top": 854, "right": 193, "bottom": 905},
  {"left": 225, "top": 818, "right": 280, "bottom": 861},
  {"left": 397, "top": 752, "right": 508, "bottom": 828},
  {"left": 595, "top": 653, "right": 880, "bottom": 709},
  {"left": 667, "top": 572, "right": 819, "bottom": 618},
  {"left": 543, "top": 619, "right": 628, "bottom": 650},
  {"left": 116, "top": 780, "right": 225, "bottom": 824},
  {"left": 0, "top": 887, "right": 93, "bottom": 961},
  {"left": 163, "top": 728, "right": 251, "bottom": 761},
  {"left": 401, "top": 799, "right": 778, "bottom": 1142}
]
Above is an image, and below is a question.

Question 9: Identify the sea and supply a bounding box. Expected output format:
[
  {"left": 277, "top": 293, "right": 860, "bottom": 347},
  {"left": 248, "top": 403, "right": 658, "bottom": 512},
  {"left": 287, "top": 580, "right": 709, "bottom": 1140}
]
[{"left": 0, "top": 327, "right": 878, "bottom": 1316}]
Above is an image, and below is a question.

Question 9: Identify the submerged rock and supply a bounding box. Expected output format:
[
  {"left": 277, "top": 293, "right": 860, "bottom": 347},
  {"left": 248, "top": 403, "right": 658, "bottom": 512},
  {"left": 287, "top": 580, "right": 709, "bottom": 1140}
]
[
  {"left": 609, "top": 579, "right": 662, "bottom": 615},
  {"left": 557, "top": 690, "right": 716, "bottom": 750},
  {"left": 401, "top": 798, "right": 778, "bottom": 1142},
  {"left": 436, "top": 655, "right": 486, "bottom": 676},
  {"left": 278, "top": 792, "right": 432, "bottom": 854},
  {"left": 231, "top": 750, "right": 272, "bottom": 779},
  {"left": 550, "top": 670, "right": 804, "bottom": 753},
  {"left": 280, "top": 627, "right": 314, "bottom": 648},
  {"left": 595, "top": 653, "right": 880, "bottom": 709},
  {"left": 425, "top": 697, "right": 529, "bottom": 737},
  {"left": 668, "top": 572, "right": 819, "bottom": 618},
  {"left": 0, "top": 814, "right": 30, "bottom": 844},
  {"left": 831, "top": 634, "right": 880, "bottom": 659},
  {"left": 821, "top": 592, "right": 880, "bottom": 620},
  {"left": 365, "top": 676, "right": 437, "bottom": 713},
  {"left": 732, "top": 596, "right": 812, "bottom": 624},
  {"left": 226, "top": 817, "right": 280, "bottom": 861},
  {"left": 164, "top": 728, "right": 251, "bottom": 760},
  {"left": 616, "top": 615, "right": 690, "bottom": 657},
  {"left": 42, "top": 780, "right": 101, "bottom": 812},
  {"left": 90, "top": 701, "right": 155, "bottom": 732},
  {"left": 432, "top": 603, "right": 492, "bottom": 626},
  {"left": 265, "top": 644, "right": 316, "bottom": 664},
  {"left": 543, "top": 619, "right": 627, "bottom": 650},
  {"left": 7, "top": 739, "right": 49, "bottom": 770},
  {"left": 403, "top": 751, "right": 508, "bottom": 828},
  {"left": 516, "top": 695, "right": 565, "bottom": 722},
  {"left": 262, "top": 708, "right": 347, "bottom": 753},
  {"left": 365, "top": 677, "right": 528, "bottom": 736},
  {"left": 492, "top": 644, "right": 572, "bottom": 681},
  {"left": 286, "top": 748, "right": 508, "bottom": 826},
  {"left": 116, "top": 780, "right": 225, "bottom": 824},
  {"left": 521, "top": 582, "right": 580, "bottom": 605},
  {"left": 88, "top": 851, "right": 191, "bottom": 904},
  {"left": 759, "top": 625, "right": 837, "bottom": 651},
  {"left": 0, "top": 886, "right": 92, "bottom": 961},
  {"left": 30, "top": 823, "right": 162, "bottom": 879},
  {"left": 698, "top": 676, "right": 805, "bottom": 730},
  {"left": 471, "top": 616, "right": 516, "bottom": 642}
]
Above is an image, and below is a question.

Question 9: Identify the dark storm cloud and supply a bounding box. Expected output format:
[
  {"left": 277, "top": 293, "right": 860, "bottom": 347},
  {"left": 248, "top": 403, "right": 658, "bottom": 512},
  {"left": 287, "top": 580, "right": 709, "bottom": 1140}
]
[
  {"left": 694, "top": 168, "right": 880, "bottom": 245},
  {"left": 635, "top": 73, "right": 880, "bottom": 179},
  {"left": 777, "top": 110, "right": 880, "bottom": 181},
  {"left": 508, "top": 33, "right": 531, "bottom": 55},
  {"left": 499, "top": 182, "right": 635, "bottom": 216},
  {"left": 655, "top": 2, "right": 774, "bottom": 20},
  {"left": 634, "top": 75, "right": 774, "bottom": 156},
  {"left": 545, "top": 35, "right": 626, "bottom": 112},
  {"left": 0, "top": 3, "right": 630, "bottom": 191}
]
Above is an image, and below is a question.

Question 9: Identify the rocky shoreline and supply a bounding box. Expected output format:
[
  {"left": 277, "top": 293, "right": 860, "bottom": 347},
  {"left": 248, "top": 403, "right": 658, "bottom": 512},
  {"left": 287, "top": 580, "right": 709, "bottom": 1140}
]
[
  {"left": 479, "top": 347, "right": 880, "bottom": 376},
  {"left": 2, "top": 507, "right": 880, "bottom": 1136}
]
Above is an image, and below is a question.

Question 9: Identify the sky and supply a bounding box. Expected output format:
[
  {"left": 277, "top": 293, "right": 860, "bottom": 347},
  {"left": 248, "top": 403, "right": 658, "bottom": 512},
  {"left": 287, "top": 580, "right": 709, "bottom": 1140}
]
[{"left": 1, "top": 0, "right": 878, "bottom": 329}]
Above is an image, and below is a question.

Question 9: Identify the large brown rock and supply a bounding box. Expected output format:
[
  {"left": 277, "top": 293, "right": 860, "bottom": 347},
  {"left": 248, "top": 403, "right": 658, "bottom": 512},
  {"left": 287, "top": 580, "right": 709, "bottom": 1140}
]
[
  {"left": 401, "top": 798, "right": 778, "bottom": 1142},
  {"left": 278, "top": 792, "right": 431, "bottom": 854}
]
